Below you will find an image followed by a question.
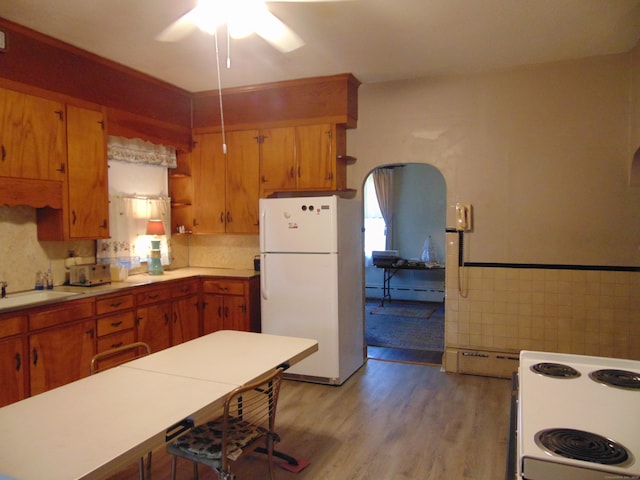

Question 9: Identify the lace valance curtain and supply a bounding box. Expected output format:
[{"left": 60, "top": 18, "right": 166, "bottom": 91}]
[
  {"left": 107, "top": 136, "right": 177, "bottom": 168},
  {"left": 97, "top": 196, "right": 171, "bottom": 269}
]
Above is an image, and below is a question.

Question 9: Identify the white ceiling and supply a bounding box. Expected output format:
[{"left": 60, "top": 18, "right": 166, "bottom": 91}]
[{"left": 2, "top": 0, "right": 640, "bottom": 92}]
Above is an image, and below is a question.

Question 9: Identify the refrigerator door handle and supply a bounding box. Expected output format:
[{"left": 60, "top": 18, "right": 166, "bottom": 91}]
[
  {"left": 260, "top": 207, "right": 267, "bottom": 252},
  {"left": 260, "top": 253, "right": 268, "bottom": 300}
]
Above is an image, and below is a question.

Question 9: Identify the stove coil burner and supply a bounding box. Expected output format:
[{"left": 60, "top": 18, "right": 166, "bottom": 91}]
[
  {"left": 589, "top": 369, "right": 640, "bottom": 390},
  {"left": 530, "top": 362, "right": 581, "bottom": 379},
  {"left": 535, "top": 428, "right": 631, "bottom": 466}
]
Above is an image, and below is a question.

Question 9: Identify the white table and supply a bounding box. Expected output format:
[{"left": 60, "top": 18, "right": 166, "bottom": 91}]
[
  {"left": 121, "top": 330, "right": 318, "bottom": 386},
  {"left": 0, "top": 331, "right": 318, "bottom": 480}
]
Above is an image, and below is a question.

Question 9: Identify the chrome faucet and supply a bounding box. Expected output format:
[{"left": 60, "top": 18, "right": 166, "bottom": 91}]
[{"left": 0, "top": 281, "right": 7, "bottom": 299}]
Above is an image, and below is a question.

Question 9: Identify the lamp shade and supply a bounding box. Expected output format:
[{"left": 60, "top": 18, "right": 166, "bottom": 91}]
[{"left": 146, "top": 219, "right": 165, "bottom": 236}]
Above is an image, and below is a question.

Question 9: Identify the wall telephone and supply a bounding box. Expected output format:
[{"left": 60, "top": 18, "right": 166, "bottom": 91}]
[{"left": 455, "top": 203, "right": 472, "bottom": 231}]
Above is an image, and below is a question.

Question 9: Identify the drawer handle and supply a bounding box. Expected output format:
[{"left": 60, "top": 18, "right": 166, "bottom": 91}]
[
  {"left": 110, "top": 321, "right": 123, "bottom": 327},
  {"left": 148, "top": 294, "right": 159, "bottom": 299},
  {"left": 15, "top": 352, "right": 21, "bottom": 372},
  {"left": 32, "top": 348, "right": 38, "bottom": 366},
  {"left": 111, "top": 342, "right": 123, "bottom": 348},
  {"left": 110, "top": 301, "right": 122, "bottom": 308}
]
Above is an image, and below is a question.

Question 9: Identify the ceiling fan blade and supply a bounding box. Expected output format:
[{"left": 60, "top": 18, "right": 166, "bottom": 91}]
[
  {"left": 255, "top": 11, "right": 305, "bottom": 52},
  {"left": 156, "top": 9, "right": 199, "bottom": 42}
]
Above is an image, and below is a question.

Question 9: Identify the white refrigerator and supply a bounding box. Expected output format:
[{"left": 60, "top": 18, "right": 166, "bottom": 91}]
[{"left": 259, "top": 195, "right": 365, "bottom": 385}]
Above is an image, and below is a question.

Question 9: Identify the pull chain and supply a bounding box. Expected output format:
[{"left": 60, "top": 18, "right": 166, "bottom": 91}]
[{"left": 214, "top": 29, "right": 227, "bottom": 154}]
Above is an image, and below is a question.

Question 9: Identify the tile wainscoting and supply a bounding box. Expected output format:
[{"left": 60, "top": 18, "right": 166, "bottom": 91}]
[{"left": 443, "top": 232, "right": 640, "bottom": 375}]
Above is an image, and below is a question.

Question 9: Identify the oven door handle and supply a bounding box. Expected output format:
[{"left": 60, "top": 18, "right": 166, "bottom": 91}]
[{"left": 505, "top": 372, "right": 518, "bottom": 480}]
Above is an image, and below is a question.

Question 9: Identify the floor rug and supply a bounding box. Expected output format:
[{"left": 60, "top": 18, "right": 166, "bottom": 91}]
[{"left": 366, "top": 301, "right": 444, "bottom": 351}]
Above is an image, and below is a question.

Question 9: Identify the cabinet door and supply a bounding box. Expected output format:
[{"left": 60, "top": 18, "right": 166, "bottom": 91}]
[
  {"left": 0, "top": 88, "right": 65, "bottom": 181},
  {"left": 193, "top": 133, "right": 226, "bottom": 234},
  {"left": 295, "top": 124, "right": 334, "bottom": 189},
  {"left": 225, "top": 130, "right": 260, "bottom": 233},
  {"left": 224, "top": 295, "right": 249, "bottom": 331},
  {"left": 66, "top": 105, "right": 109, "bottom": 239},
  {"left": 136, "top": 302, "right": 171, "bottom": 353},
  {"left": 171, "top": 294, "right": 200, "bottom": 345},
  {"left": 202, "top": 293, "right": 225, "bottom": 335},
  {"left": 29, "top": 319, "right": 95, "bottom": 395},
  {"left": 0, "top": 337, "right": 26, "bottom": 407},
  {"left": 259, "top": 127, "right": 296, "bottom": 197}
]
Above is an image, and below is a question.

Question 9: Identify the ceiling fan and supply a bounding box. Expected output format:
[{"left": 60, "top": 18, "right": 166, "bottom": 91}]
[{"left": 157, "top": 0, "right": 349, "bottom": 53}]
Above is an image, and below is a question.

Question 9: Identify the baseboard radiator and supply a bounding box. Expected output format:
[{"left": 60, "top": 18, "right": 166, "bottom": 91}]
[
  {"left": 365, "top": 284, "right": 445, "bottom": 303},
  {"left": 445, "top": 348, "right": 519, "bottom": 379}
]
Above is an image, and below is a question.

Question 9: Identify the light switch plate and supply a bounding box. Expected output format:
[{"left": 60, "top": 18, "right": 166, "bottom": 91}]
[{"left": 0, "top": 30, "right": 6, "bottom": 52}]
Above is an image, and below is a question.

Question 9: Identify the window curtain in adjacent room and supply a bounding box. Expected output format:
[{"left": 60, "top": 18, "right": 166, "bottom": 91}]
[
  {"left": 97, "top": 195, "right": 171, "bottom": 268},
  {"left": 372, "top": 167, "right": 395, "bottom": 250},
  {"left": 363, "top": 175, "right": 387, "bottom": 266}
]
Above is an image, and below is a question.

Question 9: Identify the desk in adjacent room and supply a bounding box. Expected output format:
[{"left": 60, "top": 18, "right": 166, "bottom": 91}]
[
  {"left": 0, "top": 331, "right": 318, "bottom": 480},
  {"left": 374, "top": 260, "right": 444, "bottom": 305}
]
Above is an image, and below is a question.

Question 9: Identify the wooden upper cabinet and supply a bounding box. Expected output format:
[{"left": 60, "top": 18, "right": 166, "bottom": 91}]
[
  {"left": 36, "top": 104, "right": 109, "bottom": 240},
  {"left": 259, "top": 127, "right": 296, "bottom": 196},
  {"left": 0, "top": 87, "right": 65, "bottom": 181},
  {"left": 172, "top": 131, "right": 260, "bottom": 235},
  {"left": 193, "top": 132, "right": 226, "bottom": 234},
  {"left": 260, "top": 123, "right": 350, "bottom": 196},
  {"left": 295, "top": 124, "right": 334, "bottom": 190},
  {"left": 225, "top": 130, "right": 260, "bottom": 233},
  {"left": 66, "top": 105, "right": 109, "bottom": 239}
]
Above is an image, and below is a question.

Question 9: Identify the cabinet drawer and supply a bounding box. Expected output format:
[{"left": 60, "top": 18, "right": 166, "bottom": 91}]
[
  {"left": 95, "top": 294, "right": 135, "bottom": 315},
  {"left": 0, "top": 314, "right": 26, "bottom": 339},
  {"left": 97, "top": 329, "right": 135, "bottom": 352},
  {"left": 29, "top": 299, "right": 94, "bottom": 330},
  {"left": 97, "top": 311, "right": 135, "bottom": 337},
  {"left": 202, "top": 279, "right": 246, "bottom": 296},
  {"left": 136, "top": 287, "right": 171, "bottom": 306},
  {"left": 172, "top": 280, "right": 199, "bottom": 298}
]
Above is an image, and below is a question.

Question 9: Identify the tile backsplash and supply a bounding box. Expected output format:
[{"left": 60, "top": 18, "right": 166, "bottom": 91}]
[
  {"left": 170, "top": 233, "right": 259, "bottom": 271},
  {"left": 444, "top": 232, "right": 640, "bottom": 361},
  {"left": 0, "top": 206, "right": 94, "bottom": 293}
]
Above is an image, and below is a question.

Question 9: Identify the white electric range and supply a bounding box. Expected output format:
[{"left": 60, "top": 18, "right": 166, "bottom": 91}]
[{"left": 515, "top": 350, "right": 640, "bottom": 480}]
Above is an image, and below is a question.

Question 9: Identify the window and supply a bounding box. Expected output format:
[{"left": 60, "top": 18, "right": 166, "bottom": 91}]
[{"left": 364, "top": 175, "right": 386, "bottom": 265}]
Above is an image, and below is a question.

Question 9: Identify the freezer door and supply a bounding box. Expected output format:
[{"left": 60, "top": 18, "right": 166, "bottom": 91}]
[
  {"left": 261, "top": 252, "right": 340, "bottom": 379},
  {"left": 260, "top": 196, "right": 338, "bottom": 253}
]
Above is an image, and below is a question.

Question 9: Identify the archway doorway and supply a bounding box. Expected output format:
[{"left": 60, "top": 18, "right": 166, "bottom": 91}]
[{"left": 363, "top": 163, "right": 446, "bottom": 365}]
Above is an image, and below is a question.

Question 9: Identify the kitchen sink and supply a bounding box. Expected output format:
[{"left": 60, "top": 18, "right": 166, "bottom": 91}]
[{"left": 0, "top": 290, "right": 81, "bottom": 311}]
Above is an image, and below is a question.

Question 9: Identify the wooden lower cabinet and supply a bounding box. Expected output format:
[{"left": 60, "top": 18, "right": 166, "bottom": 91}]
[
  {"left": 136, "top": 302, "right": 171, "bottom": 353},
  {"left": 29, "top": 318, "right": 95, "bottom": 395},
  {"left": 171, "top": 294, "right": 200, "bottom": 345},
  {"left": 202, "top": 277, "right": 260, "bottom": 334},
  {"left": 0, "top": 314, "right": 27, "bottom": 407}
]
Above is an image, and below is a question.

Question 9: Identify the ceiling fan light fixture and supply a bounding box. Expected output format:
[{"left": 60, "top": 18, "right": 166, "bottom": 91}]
[
  {"left": 228, "top": 3, "right": 269, "bottom": 38},
  {"left": 193, "top": 0, "right": 227, "bottom": 35}
]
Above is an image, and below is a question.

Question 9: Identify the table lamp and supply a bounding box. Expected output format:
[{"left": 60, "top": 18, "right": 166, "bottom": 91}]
[{"left": 146, "top": 219, "right": 165, "bottom": 275}]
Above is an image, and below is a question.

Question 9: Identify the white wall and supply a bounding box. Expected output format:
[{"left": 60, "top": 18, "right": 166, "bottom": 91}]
[{"left": 349, "top": 52, "right": 640, "bottom": 268}]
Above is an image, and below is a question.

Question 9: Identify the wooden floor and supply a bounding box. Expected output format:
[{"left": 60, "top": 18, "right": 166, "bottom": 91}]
[{"left": 107, "top": 359, "right": 511, "bottom": 480}]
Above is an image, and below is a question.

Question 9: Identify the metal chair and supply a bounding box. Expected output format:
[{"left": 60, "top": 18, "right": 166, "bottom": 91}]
[
  {"left": 90, "top": 341, "right": 151, "bottom": 375},
  {"left": 90, "top": 341, "right": 152, "bottom": 480},
  {"left": 167, "top": 368, "right": 284, "bottom": 480}
]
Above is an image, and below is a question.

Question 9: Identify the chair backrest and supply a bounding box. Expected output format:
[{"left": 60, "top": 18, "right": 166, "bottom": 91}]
[
  {"left": 90, "top": 341, "right": 151, "bottom": 374},
  {"left": 221, "top": 368, "right": 284, "bottom": 463}
]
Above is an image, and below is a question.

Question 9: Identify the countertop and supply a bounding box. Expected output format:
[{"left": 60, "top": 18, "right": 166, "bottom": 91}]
[{"left": 0, "top": 267, "right": 260, "bottom": 314}]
